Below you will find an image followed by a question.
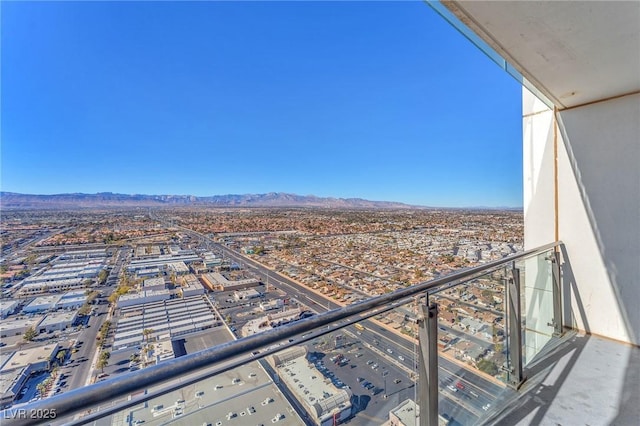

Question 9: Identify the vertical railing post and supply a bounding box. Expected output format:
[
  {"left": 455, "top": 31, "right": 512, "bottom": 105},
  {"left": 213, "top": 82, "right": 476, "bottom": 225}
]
[
  {"left": 418, "top": 297, "right": 438, "bottom": 426},
  {"left": 507, "top": 263, "right": 524, "bottom": 387},
  {"left": 551, "top": 249, "right": 563, "bottom": 337}
]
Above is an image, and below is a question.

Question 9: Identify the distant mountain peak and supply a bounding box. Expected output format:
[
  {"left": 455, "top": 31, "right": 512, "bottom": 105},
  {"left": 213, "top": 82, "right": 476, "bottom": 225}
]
[{"left": 0, "top": 191, "right": 417, "bottom": 210}]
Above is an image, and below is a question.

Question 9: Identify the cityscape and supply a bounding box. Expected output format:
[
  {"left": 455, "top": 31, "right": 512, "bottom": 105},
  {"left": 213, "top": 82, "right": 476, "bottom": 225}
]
[
  {"left": 1, "top": 204, "right": 523, "bottom": 425},
  {"left": 3, "top": 1, "right": 638, "bottom": 425}
]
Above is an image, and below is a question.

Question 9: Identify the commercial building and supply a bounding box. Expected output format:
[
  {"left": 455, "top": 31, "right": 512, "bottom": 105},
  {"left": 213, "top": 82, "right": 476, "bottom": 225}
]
[
  {"left": 136, "top": 268, "right": 161, "bottom": 278},
  {"left": 117, "top": 362, "right": 300, "bottom": 426},
  {"left": 113, "top": 295, "right": 218, "bottom": 350},
  {"left": 135, "top": 246, "right": 161, "bottom": 258},
  {"left": 58, "top": 249, "right": 108, "bottom": 260},
  {"left": 385, "top": 399, "right": 420, "bottom": 426},
  {"left": 0, "top": 317, "right": 43, "bottom": 338},
  {"left": 0, "top": 367, "right": 31, "bottom": 408},
  {"left": 201, "top": 252, "right": 222, "bottom": 269},
  {"left": 38, "top": 311, "right": 77, "bottom": 333},
  {"left": 260, "top": 299, "right": 284, "bottom": 312},
  {"left": 233, "top": 289, "right": 261, "bottom": 301},
  {"left": 24, "top": 258, "right": 105, "bottom": 284},
  {"left": 126, "top": 253, "right": 201, "bottom": 275},
  {"left": 56, "top": 290, "right": 87, "bottom": 310},
  {"left": 116, "top": 290, "right": 172, "bottom": 309},
  {"left": 269, "top": 346, "right": 352, "bottom": 426},
  {"left": 179, "top": 274, "right": 205, "bottom": 298},
  {"left": 0, "top": 301, "right": 20, "bottom": 319},
  {"left": 141, "top": 277, "right": 166, "bottom": 292},
  {"left": 200, "top": 272, "right": 259, "bottom": 292},
  {"left": 0, "top": 344, "right": 59, "bottom": 373},
  {"left": 17, "top": 278, "right": 87, "bottom": 297},
  {"left": 168, "top": 261, "right": 189, "bottom": 275}
]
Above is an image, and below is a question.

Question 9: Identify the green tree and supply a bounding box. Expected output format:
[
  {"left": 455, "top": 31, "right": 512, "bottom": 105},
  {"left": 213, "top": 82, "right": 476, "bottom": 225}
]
[
  {"left": 142, "top": 328, "right": 154, "bottom": 344},
  {"left": 89, "top": 290, "right": 100, "bottom": 302},
  {"left": 107, "top": 292, "right": 119, "bottom": 305},
  {"left": 56, "top": 350, "right": 67, "bottom": 365},
  {"left": 23, "top": 327, "right": 37, "bottom": 342},
  {"left": 477, "top": 359, "right": 498, "bottom": 376},
  {"left": 96, "top": 357, "right": 109, "bottom": 373},
  {"left": 144, "top": 344, "right": 155, "bottom": 357},
  {"left": 78, "top": 304, "right": 92, "bottom": 316}
]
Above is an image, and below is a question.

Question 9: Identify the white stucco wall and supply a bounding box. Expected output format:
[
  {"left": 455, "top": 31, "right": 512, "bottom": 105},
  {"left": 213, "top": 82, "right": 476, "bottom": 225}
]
[
  {"left": 523, "top": 88, "right": 640, "bottom": 345},
  {"left": 522, "top": 92, "right": 558, "bottom": 360}
]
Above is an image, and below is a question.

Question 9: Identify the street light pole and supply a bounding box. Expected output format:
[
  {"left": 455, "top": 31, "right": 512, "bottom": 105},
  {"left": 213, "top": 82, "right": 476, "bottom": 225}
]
[{"left": 382, "top": 370, "right": 389, "bottom": 399}]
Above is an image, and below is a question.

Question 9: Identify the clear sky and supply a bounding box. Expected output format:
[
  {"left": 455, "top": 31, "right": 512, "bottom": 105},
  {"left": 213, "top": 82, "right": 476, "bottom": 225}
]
[{"left": 1, "top": 1, "right": 523, "bottom": 208}]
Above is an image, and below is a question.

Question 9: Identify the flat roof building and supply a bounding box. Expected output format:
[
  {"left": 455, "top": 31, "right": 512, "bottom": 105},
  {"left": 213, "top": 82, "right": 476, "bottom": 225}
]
[
  {"left": 385, "top": 399, "right": 420, "bottom": 426},
  {"left": 233, "top": 288, "right": 261, "bottom": 301},
  {"left": 22, "top": 295, "right": 62, "bottom": 313},
  {"left": 126, "top": 253, "right": 201, "bottom": 274},
  {"left": 0, "top": 344, "right": 59, "bottom": 374},
  {"left": 0, "top": 301, "right": 20, "bottom": 319},
  {"left": 17, "top": 278, "right": 86, "bottom": 297},
  {"left": 269, "top": 346, "right": 352, "bottom": 426},
  {"left": 113, "top": 296, "right": 218, "bottom": 350},
  {"left": 116, "top": 290, "right": 172, "bottom": 309},
  {"left": 56, "top": 291, "right": 87, "bottom": 310},
  {"left": 118, "top": 362, "right": 301, "bottom": 426},
  {"left": 179, "top": 274, "right": 205, "bottom": 298},
  {"left": 0, "top": 317, "right": 44, "bottom": 338},
  {"left": 141, "top": 277, "right": 165, "bottom": 292},
  {"left": 0, "top": 367, "right": 31, "bottom": 409},
  {"left": 58, "top": 249, "right": 107, "bottom": 260},
  {"left": 38, "top": 311, "right": 77, "bottom": 333},
  {"left": 168, "top": 261, "right": 189, "bottom": 275},
  {"left": 260, "top": 299, "right": 284, "bottom": 312},
  {"left": 201, "top": 272, "right": 259, "bottom": 292}
]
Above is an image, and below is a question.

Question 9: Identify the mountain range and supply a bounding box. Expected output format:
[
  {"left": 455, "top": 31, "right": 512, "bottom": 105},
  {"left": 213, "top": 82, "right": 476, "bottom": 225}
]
[{"left": 0, "top": 191, "right": 417, "bottom": 210}]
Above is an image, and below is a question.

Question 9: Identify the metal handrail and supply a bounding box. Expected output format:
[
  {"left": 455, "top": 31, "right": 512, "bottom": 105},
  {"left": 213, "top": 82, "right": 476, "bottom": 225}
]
[{"left": 1, "top": 241, "right": 560, "bottom": 425}]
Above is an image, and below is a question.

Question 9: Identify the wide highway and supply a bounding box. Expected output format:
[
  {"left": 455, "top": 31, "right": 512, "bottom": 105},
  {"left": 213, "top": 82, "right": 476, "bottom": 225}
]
[{"left": 152, "top": 216, "right": 509, "bottom": 423}]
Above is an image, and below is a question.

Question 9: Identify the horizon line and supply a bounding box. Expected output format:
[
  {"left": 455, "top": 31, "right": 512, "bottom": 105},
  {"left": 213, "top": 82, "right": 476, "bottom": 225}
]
[{"left": 0, "top": 190, "right": 524, "bottom": 210}]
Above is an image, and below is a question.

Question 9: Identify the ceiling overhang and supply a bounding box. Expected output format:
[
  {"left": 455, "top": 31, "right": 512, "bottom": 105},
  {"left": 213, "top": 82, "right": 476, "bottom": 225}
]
[{"left": 441, "top": 1, "right": 640, "bottom": 110}]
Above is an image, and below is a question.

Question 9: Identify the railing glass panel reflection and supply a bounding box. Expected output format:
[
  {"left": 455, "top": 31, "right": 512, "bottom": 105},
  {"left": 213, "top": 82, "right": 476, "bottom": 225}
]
[{"left": 1, "top": 243, "right": 563, "bottom": 426}]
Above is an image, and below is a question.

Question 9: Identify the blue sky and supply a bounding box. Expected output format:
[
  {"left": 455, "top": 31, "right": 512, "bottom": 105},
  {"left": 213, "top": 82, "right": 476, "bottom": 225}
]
[{"left": 1, "top": 1, "right": 523, "bottom": 208}]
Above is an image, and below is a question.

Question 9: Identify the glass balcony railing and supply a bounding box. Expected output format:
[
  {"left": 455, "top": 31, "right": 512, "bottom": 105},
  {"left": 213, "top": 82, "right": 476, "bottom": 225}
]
[{"left": 1, "top": 242, "right": 563, "bottom": 426}]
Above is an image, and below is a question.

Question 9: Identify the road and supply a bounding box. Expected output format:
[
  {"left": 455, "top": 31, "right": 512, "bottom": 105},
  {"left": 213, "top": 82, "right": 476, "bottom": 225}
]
[
  {"left": 145, "top": 213, "right": 512, "bottom": 421},
  {"left": 162, "top": 223, "right": 508, "bottom": 424}
]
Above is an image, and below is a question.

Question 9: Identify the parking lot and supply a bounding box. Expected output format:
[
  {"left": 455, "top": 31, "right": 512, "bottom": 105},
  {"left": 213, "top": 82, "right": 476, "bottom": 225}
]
[{"left": 302, "top": 333, "right": 417, "bottom": 425}]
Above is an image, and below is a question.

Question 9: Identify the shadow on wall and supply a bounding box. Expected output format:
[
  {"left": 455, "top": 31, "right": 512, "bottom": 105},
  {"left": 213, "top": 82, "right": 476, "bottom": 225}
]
[
  {"left": 557, "top": 94, "right": 640, "bottom": 345},
  {"left": 557, "top": 94, "right": 640, "bottom": 425}
]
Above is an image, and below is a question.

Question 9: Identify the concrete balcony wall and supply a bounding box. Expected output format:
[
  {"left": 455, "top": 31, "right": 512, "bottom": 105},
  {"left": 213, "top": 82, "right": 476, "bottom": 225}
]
[{"left": 524, "top": 88, "right": 640, "bottom": 345}]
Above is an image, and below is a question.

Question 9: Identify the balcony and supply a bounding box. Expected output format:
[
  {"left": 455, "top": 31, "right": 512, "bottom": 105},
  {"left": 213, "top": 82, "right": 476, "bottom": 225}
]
[
  {"left": 3, "top": 241, "right": 637, "bottom": 425},
  {"left": 2, "top": 1, "right": 638, "bottom": 425}
]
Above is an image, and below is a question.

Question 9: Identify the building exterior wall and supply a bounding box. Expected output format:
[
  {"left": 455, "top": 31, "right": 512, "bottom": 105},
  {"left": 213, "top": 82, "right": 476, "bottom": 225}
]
[
  {"left": 0, "top": 301, "right": 20, "bottom": 319},
  {"left": 523, "top": 88, "right": 640, "bottom": 345}
]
